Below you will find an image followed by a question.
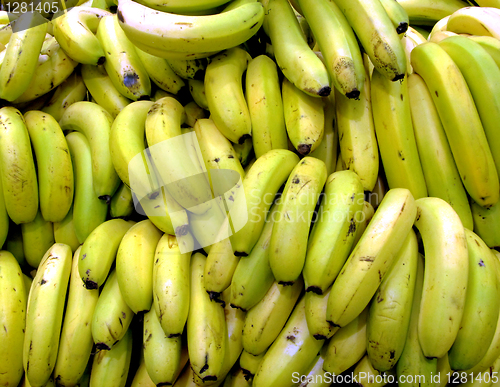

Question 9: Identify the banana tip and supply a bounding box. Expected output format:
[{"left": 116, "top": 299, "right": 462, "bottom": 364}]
[{"left": 397, "top": 22, "right": 409, "bottom": 35}]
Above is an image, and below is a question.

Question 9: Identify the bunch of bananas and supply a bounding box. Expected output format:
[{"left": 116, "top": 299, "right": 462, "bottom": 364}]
[{"left": 2, "top": 0, "right": 500, "bottom": 386}]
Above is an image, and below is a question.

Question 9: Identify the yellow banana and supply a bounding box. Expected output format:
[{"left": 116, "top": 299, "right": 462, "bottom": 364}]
[
  {"left": 41, "top": 71, "right": 87, "bottom": 121},
  {"left": 21, "top": 209, "right": 54, "bottom": 269},
  {"left": 110, "top": 183, "right": 135, "bottom": 219},
  {"left": 380, "top": 0, "right": 409, "bottom": 34},
  {"left": 468, "top": 35, "right": 500, "bottom": 68},
  {"left": 304, "top": 287, "right": 338, "bottom": 341}
]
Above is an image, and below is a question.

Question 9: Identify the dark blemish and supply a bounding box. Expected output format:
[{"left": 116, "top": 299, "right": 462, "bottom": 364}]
[
  {"left": 123, "top": 73, "right": 139, "bottom": 88},
  {"left": 306, "top": 286, "right": 322, "bottom": 295},
  {"left": 479, "top": 259, "right": 485, "bottom": 267},
  {"left": 292, "top": 177, "right": 300, "bottom": 184},
  {"left": 435, "top": 91, "right": 439, "bottom": 97},
  {"left": 286, "top": 335, "right": 296, "bottom": 343},
  {"left": 40, "top": 279, "right": 47, "bottom": 285}
]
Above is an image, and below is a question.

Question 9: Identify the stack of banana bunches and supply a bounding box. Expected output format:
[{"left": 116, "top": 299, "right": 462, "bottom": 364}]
[{"left": 3, "top": 0, "right": 500, "bottom": 386}]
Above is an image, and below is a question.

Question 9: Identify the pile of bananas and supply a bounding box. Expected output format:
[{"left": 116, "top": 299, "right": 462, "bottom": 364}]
[{"left": 2, "top": 0, "right": 500, "bottom": 386}]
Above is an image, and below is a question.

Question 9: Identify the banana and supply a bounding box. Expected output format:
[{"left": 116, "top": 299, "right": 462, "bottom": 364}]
[
  {"left": 401, "top": 28, "right": 427, "bottom": 75},
  {"left": 265, "top": 0, "right": 330, "bottom": 97},
  {"left": 331, "top": 0, "right": 406, "bottom": 81},
  {"left": 52, "top": 6, "right": 110, "bottom": 65},
  {"left": 468, "top": 35, "right": 500, "bottom": 68},
  {"left": 242, "top": 278, "right": 303, "bottom": 356},
  {"left": 134, "top": 0, "right": 230, "bottom": 12},
  {"left": 89, "top": 328, "right": 133, "bottom": 387},
  {"left": 78, "top": 218, "right": 133, "bottom": 290},
  {"left": 96, "top": 13, "right": 151, "bottom": 100},
  {"left": 472, "top": 200, "right": 500, "bottom": 249},
  {"left": 172, "top": 363, "right": 198, "bottom": 387},
  {"left": 0, "top": 177, "right": 9, "bottom": 252},
  {"left": 303, "top": 170, "right": 365, "bottom": 294},
  {"left": 0, "top": 251, "right": 26, "bottom": 387},
  {"left": 81, "top": 64, "right": 132, "bottom": 119},
  {"left": 396, "top": 0, "right": 468, "bottom": 26},
  {"left": 0, "top": 11, "right": 47, "bottom": 101},
  {"left": 0, "top": 106, "right": 38, "bottom": 225},
  {"left": 407, "top": 72, "right": 473, "bottom": 230},
  {"left": 396, "top": 254, "right": 438, "bottom": 387},
  {"left": 184, "top": 101, "right": 206, "bottom": 128},
  {"left": 252, "top": 296, "right": 325, "bottom": 387},
  {"left": 298, "top": 0, "right": 365, "bottom": 99},
  {"left": 21, "top": 209, "right": 54, "bottom": 269},
  {"left": 380, "top": 0, "right": 409, "bottom": 34},
  {"left": 60, "top": 100, "right": 121, "bottom": 201},
  {"left": 326, "top": 188, "right": 416, "bottom": 327},
  {"left": 53, "top": 245, "right": 99, "bottom": 387},
  {"left": 116, "top": 219, "right": 163, "bottom": 314},
  {"left": 23, "top": 243, "right": 72, "bottom": 387},
  {"left": 168, "top": 58, "right": 208, "bottom": 81},
  {"left": 322, "top": 306, "right": 368, "bottom": 375},
  {"left": 448, "top": 229, "right": 500, "bottom": 371},
  {"left": 371, "top": 71, "right": 428, "bottom": 200},
  {"left": 65, "top": 132, "right": 108, "bottom": 245},
  {"left": 153, "top": 233, "right": 194, "bottom": 337},
  {"left": 187, "top": 252, "right": 227, "bottom": 383},
  {"left": 428, "top": 30, "right": 462, "bottom": 43},
  {"left": 204, "top": 47, "right": 252, "bottom": 145},
  {"left": 91, "top": 268, "right": 134, "bottom": 350},
  {"left": 411, "top": 41, "right": 500, "bottom": 208},
  {"left": 269, "top": 157, "right": 327, "bottom": 284},
  {"left": 143, "top": 306, "right": 184, "bottom": 386},
  {"left": 282, "top": 77, "right": 325, "bottom": 156},
  {"left": 131, "top": 351, "right": 156, "bottom": 387},
  {"left": 438, "top": 36, "right": 500, "bottom": 186},
  {"left": 304, "top": 287, "right": 339, "bottom": 341},
  {"left": 110, "top": 183, "right": 134, "bottom": 219},
  {"left": 222, "top": 368, "right": 251, "bottom": 387},
  {"left": 352, "top": 355, "right": 396, "bottom": 387},
  {"left": 335, "top": 69, "right": 379, "bottom": 192},
  {"left": 366, "top": 229, "right": 419, "bottom": 372},
  {"left": 352, "top": 201, "right": 375, "bottom": 247},
  {"left": 413, "top": 196, "right": 469, "bottom": 359},
  {"left": 24, "top": 110, "right": 73, "bottom": 223},
  {"left": 41, "top": 71, "right": 87, "bottom": 122},
  {"left": 240, "top": 350, "right": 266, "bottom": 381},
  {"left": 116, "top": 0, "right": 264, "bottom": 58},
  {"left": 447, "top": 6, "right": 500, "bottom": 39},
  {"left": 232, "top": 137, "right": 254, "bottom": 169},
  {"left": 245, "top": 54, "right": 288, "bottom": 158},
  {"left": 188, "top": 79, "right": 209, "bottom": 110}
]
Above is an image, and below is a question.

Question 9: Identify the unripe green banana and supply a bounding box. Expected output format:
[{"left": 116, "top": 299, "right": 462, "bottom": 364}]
[
  {"left": 110, "top": 183, "right": 134, "bottom": 219},
  {"left": 21, "top": 209, "right": 55, "bottom": 269},
  {"left": 468, "top": 35, "right": 500, "bottom": 69},
  {"left": 352, "top": 201, "right": 375, "bottom": 247}
]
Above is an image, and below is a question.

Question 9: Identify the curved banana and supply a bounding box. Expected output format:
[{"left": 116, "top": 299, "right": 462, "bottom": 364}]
[
  {"left": 23, "top": 243, "right": 72, "bottom": 387},
  {"left": 352, "top": 200, "right": 375, "bottom": 247},
  {"left": 232, "top": 137, "right": 254, "bottom": 169},
  {"left": 0, "top": 11, "right": 47, "bottom": 101},
  {"left": 24, "top": 110, "right": 73, "bottom": 223},
  {"left": 265, "top": 0, "right": 330, "bottom": 97},
  {"left": 303, "top": 170, "right": 365, "bottom": 294},
  {"left": 0, "top": 178, "right": 8, "bottom": 254},
  {"left": 53, "top": 245, "right": 99, "bottom": 387},
  {"left": 371, "top": 71, "right": 427, "bottom": 200},
  {"left": 396, "top": 0, "right": 467, "bottom": 26},
  {"left": 0, "top": 106, "right": 38, "bottom": 224},
  {"left": 81, "top": 64, "right": 132, "bottom": 119},
  {"left": 116, "top": 219, "right": 163, "bottom": 314},
  {"left": 298, "top": 0, "right": 365, "bottom": 99},
  {"left": 91, "top": 268, "right": 134, "bottom": 350},
  {"left": 0, "top": 251, "right": 26, "bottom": 387},
  {"left": 407, "top": 72, "right": 473, "bottom": 230},
  {"left": 168, "top": 57, "right": 208, "bottom": 80},
  {"left": 184, "top": 101, "right": 206, "bottom": 128},
  {"left": 366, "top": 229, "right": 419, "bottom": 372},
  {"left": 188, "top": 78, "right": 209, "bottom": 110},
  {"left": 304, "top": 287, "right": 338, "bottom": 341},
  {"left": 447, "top": 6, "right": 500, "bottom": 39},
  {"left": 110, "top": 183, "right": 134, "bottom": 219},
  {"left": 380, "top": 0, "right": 409, "bottom": 34},
  {"left": 116, "top": 0, "right": 264, "bottom": 58},
  {"left": 52, "top": 6, "right": 110, "bottom": 65},
  {"left": 471, "top": 200, "right": 500, "bottom": 249},
  {"left": 411, "top": 41, "right": 500, "bottom": 208},
  {"left": 468, "top": 35, "right": 500, "bottom": 69},
  {"left": 59, "top": 101, "right": 120, "bottom": 201},
  {"left": 413, "top": 196, "right": 469, "bottom": 359},
  {"left": 282, "top": 77, "right": 324, "bottom": 155},
  {"left": 131, "top": 350, "right": 156, "bottom": 387},
  {"left": 331, "top": 0, "right": 406, "bottom": 81},
  {"left": 134, "top": 0, "right": 230, "bottom": 13},
  {"left": 65, "top": 131, "right": 108, "bottom": 245},
  {"left": 21, "top": 209, "right": 55, "bottom": 269},
  {"left": 448, "top": 229, "right": 500, "bottom": 371},
  {"left": 326, "top": 188, "right": 417, "bottom": 328},
  {"left": 78, "top": 218, "right": 133, "bottom": 290}
]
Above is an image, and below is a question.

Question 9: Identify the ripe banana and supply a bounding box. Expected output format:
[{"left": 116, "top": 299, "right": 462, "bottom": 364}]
[
  {"left": 326, "top": 188, "right": 417, "bottom": 327},
  {"left": 21, "top": 209, "right": 54, "bottom": 269},
  {"left": 131, "top": 350, "right": 156, "bottom": 387},
  {"left": 240, "top": 350, "right": 266, "bottom": 382},
  {"left": 298, "top": 0, "right": 365, "bottom": 99},
  {"left": 91, "top": 268, "right": 134, "bottom": 350},
  {"left": 168, "top": 57, "right": 208, "bottom": 80},
  {"left": 0, "top": 178, "right": 8, "bottom": 254},
  {"left": 116, "top": 219, "right": 163, "bottom": 314},
  {"left": 0, "top": 251, "right": 26, "bottom": 387},
  {"left": 24, "top": 110, "right": 73, "bottom": 223},
  {"left": 96, "top": 14, "right": 151, "bottom": 100},
  {"left": 447, "top": 6, "right": 500, "bottom": 39},
  {"left": 396, "top": 0, "right": 468, "bottom": 26},
  {"left": 41, "top": 71, "right": 87, "bottom": 121},
  {"left": 269, "top": 157, "right": 327, "bottom": 284},
  {"left": 153, "top": 233, "right": 194, "bottom": 337},
  {"left": 110, "top": 183, "right": 134, "bottom": 219},
  {"left": 413, "top": 196, "right": 469, "bottom": 359},
  {"left": 411, "top": 42, "right": 500, "bottom": 208},
  {"left": 407, "top": 72, "right": 473, "bottom": 230},
  {"left": 233, "top": 137, "right": 254, "bottom": 169},
  {"left": 116, "top": 0, "right": 264, "bottom": 58},
  {"left": 380, "top": 0, "right": 409, "bottom": 34},
  {"left": 184, "top": 101, "right": 205, "bottom": 128},
  {"left": 448, "top": 229, "right": 500, "bottom": 371},
  {"left": 23, "top": 243, "right": 72, "bottom": 387},
  {"left": 134, "top": 0, "right": 231, "bottom": 12},
  {"left": 65, "top": 131, "right": 108, "bottom": 244},
  {"left": 52, "top": 6, "right": 110, "bottom": 65},
  {"left": 265, "top": 0, "right": 330, "bottom": 97},
  {"left": 371, "top": 71, "right": 427, "bottom": 200},
  {"left": 304, "top": 287, "right": 338, "bottom": 341},
  {"left": 366, "top": 229, "right": 419, "bottom": 372},
  {"left": 78, "top": 218, "right": 133, "bottom": 290},
  {"left": 53, "top": 245, "right": 99, "bottom": 387},
  {"left": 59, "top": 101, "right": 120, "bottom": 201},
  {"left": 0, "top": 106, "right": 38, "bottom": 224},
  {"left": 188, "top": 79, "right": 209, "bottom": 110},
  {"left": 352, "top": 201, "right": 375, "bottom": 247},
  {"left": 471, "top": 200, "right": 500, "bottom": 249},
  {"left": 331, "top": 0, "right": 407, "bottom": 81},
  {"left": 303, "top": 170, "right": 365, "bottom": 294}
]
